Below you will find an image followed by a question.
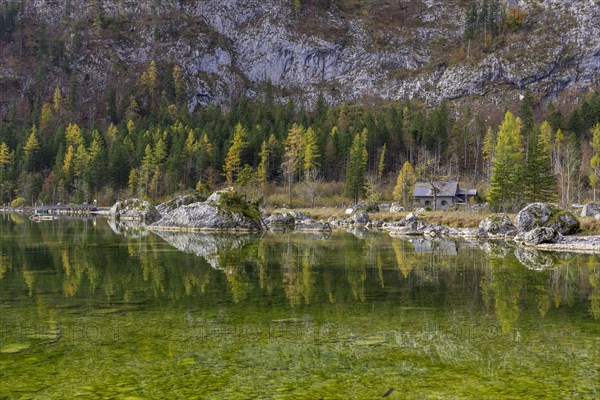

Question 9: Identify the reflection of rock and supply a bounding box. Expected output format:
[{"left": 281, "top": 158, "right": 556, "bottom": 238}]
[
  {"left": 108, "top": 198, "right": 161, "bottom": 221},
  {"left": 290, "top": 230, "right": 331, "bottom": 240},
  {"left": 346, "top": 227, "right": 370, "bottom": 239},
  {"left": 514, "top": 248, "right": 555, "bottom": 271},
  {"left": 106, "top": 218, "right": 149, "bottom": 238},
  {"left": 295, "top": 219, "right": 331, "bottom": 232},
  {"left": 479, "top": 243, "right": 512, "bottom": 257},
  {"left": 409, "top": 238, "right": 457, "bottom": 255},
  {"left": 515, "top": 203, "right": 579, "bottom": 235},
  {"left": 151, "top": 230, "right": 259, "bottom": 270}
]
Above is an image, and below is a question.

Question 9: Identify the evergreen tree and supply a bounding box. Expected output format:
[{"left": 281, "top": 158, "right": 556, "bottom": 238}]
[
  {"left": 523, "top": 121, "right": 556, "bottom": 203},
  {"left": 344, "top": 128, "right": 368, "bottom": 204},
  {"left": 489, "top": 111, "right": 524, "bottom": 211}
]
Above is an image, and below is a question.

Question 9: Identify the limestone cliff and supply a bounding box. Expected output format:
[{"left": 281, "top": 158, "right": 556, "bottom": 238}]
[{"left": 0, "top": 0, "right": 598, "bottom": 114}]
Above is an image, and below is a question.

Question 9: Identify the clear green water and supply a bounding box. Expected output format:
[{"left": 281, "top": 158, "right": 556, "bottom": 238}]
[{"left": 0, "top": 215, "right": 598, "bottom": 399}]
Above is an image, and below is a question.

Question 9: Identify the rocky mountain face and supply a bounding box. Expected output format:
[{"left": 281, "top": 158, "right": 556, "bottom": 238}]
[{"left": 1, "top": 0, "right": 599, "bottom": 115}]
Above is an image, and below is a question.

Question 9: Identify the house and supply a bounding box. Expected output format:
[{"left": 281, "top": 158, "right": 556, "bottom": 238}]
[{"left": 413, "top": 181, "right": 477, "bottom": 208}]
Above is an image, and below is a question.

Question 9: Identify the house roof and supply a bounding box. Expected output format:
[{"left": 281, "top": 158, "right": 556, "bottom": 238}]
[
  {"left": 457, "top": 188, "right": 477, "bottom": 196},
  {"left": 413, "top": 181, "right": 459, "bottom": 198}
]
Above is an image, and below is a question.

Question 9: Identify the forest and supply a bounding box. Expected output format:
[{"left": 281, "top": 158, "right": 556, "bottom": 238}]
[{"left": 1, "top": 67, "right": 600, "bottom": 212}]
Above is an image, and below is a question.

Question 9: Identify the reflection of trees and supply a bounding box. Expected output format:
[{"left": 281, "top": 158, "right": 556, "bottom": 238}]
[
  {"left": 589, "top": 258, "right": 600, "bottom": 319},
  {"left": 0, "top": 251, "right": 10, "bottom": 279},
  {"left": 281, "top": 236, "right": 318, "bottom": 306},
  {"left": 488, "top": 255, "right": 523, "bottom": 333},
  {"left": 392, "top": 239, "right": 414, "bottom": 279},
  {"left": 1, "top": 217, "right": 599, "bottom": 321},
  {"left": 344, "top": 235, "right": 366, "bottom": 302}
]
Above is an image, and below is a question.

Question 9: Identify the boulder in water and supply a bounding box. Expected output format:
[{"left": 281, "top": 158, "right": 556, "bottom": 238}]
[
  {"left": 108, "top": 198, "right": 161, "bottom": 221},
  {"left": 522, "top": 227, "right": 560, "bottom": 245},
  {"left": 478, "top": 213, "right": 516, "bottom": 236},
  {"left": 149, "top": 189, "right": 263, "bottom": 231},
  {"left": 156, "top": 194, "right": 201, "bottom": 215}
]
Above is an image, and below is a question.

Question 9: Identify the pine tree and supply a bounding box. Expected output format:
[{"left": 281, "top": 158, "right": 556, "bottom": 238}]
[
  {"left": 489, "top": 111, "right": 524, "bottom": 211},
  {"left": 393, "top": 160, "right": 416, "bottom": 207},
  {"left": 223, "top": 123, "right": 247, "bottom": 186},
  {"left": 344, "top": 128, "right": 368, "bottom": 204},
  {"left": 523, "top": 121, "right": 556, "bottom": 203},
  {"left": 590, "top": 123, "right": 600, "bottom": 201}
]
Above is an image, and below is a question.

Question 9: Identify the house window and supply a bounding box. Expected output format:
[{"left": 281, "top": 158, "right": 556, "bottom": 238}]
[
  {"left": 441, "top": 200, "right": 448, "bottom": 206},
  {"left": 425, "top": 200, "right": 431, "bottom": 206}
]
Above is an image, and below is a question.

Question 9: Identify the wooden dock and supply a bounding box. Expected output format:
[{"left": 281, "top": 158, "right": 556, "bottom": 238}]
[{"left": 0, "top": 204, "right": 101, "bottom": 216}]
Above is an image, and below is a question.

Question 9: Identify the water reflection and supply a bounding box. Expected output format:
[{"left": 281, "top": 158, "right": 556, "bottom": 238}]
[{"left": 0, "top": 218, "right": 598, "bottom": 329}]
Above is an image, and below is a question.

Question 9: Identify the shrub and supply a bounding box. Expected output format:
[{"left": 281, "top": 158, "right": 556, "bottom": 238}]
[{"left": 11, "top": 197, "right": 26, "bottom": 208}]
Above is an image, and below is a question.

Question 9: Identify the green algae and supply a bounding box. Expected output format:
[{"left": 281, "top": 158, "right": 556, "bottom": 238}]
[{"left": 0, "top": 343, "right": 31, "bottom": 354}]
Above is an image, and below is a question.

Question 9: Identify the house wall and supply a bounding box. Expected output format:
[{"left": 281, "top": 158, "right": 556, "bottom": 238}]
[{"left": 416, "top": 197, "right": 455, "bottom": 208}]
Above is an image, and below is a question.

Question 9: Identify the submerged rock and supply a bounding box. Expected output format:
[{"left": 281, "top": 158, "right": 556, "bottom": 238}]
[
  {"left": 515, "top": 203, "right": 579, "bottom": 235},
  {"left": 108, "top": 198, "right": 161, "bottom": 221},
  {"left": 150, "top": 189, "right": 263, "bottom": 231}
]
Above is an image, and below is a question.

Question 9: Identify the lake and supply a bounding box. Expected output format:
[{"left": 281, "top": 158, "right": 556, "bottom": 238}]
[{"left": 0, "top": 215, "right": 598, "bottom": 399}]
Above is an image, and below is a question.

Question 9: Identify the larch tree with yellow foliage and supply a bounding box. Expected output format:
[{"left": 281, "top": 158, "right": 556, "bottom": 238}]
[
  {"left": 393, "top": 161, "right": 416, "bottom": 207},
  {"left": 223, "top": 124, "right": 247, "bottom": 186}
]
